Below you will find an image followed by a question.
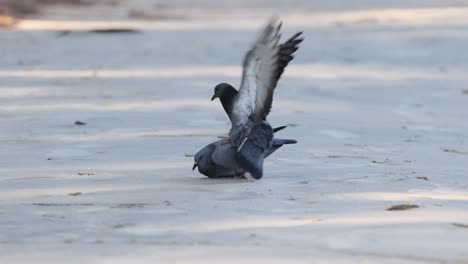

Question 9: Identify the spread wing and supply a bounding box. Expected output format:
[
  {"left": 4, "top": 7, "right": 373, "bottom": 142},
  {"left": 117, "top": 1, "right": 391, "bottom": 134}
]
[{"left": 232, "top": 17, "right": 303, "bottom": 126}]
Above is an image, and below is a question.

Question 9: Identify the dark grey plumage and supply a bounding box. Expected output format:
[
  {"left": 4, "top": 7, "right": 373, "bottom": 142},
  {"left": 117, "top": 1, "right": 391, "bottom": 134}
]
[
  {"left": 209, "top": 17, "right": 303, "bottom": 179},
  {"left": 193, "top": 132, "right": 297, "bottom": 178}
]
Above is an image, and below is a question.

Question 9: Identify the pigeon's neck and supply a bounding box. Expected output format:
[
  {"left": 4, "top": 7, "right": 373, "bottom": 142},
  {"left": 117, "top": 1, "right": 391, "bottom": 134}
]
[
  {"left": 220, "top": 96, "right": 234, "bottom": 118},
  {"left": 219, "top": 89, "right": 238, "bottom": 120}
]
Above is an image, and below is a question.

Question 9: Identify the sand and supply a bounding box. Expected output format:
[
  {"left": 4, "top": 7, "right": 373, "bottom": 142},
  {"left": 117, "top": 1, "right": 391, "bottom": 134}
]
[{"left": 1, "top": 1, "right": 468, "bottom": 263}]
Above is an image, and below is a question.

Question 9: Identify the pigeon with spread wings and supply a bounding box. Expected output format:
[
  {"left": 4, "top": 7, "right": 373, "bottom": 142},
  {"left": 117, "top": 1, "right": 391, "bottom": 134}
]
[{"left": 210, "top": 17, "right": 303, "bottom": 179}]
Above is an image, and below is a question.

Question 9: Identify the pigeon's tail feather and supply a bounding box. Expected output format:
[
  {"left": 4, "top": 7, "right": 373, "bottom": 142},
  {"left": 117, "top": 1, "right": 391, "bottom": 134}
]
[
  {"left": 272, "top": 138, "right": 297, "bottom": 146},
  {"left": 273, "top": 126, "right": 287, "bottom": 133},
  {"left": 264, "top": 138, "right": 297, "bottom": 158}
]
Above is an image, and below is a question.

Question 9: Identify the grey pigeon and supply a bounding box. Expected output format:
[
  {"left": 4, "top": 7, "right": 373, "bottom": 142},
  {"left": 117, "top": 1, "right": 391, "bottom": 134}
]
[
  {"left": 209, "top": 17, "right": 303, "bottom": 179},
  {"left": 193, "top": 126, "right": 297, "bottom": 178}
]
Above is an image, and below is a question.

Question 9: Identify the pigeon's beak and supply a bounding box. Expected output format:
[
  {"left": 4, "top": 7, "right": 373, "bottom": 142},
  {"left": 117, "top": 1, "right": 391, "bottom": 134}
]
[
  {"left": 211, "top": 94, "right": 217, "bottom": 101},
  {"left": 192, "top": 163, "right": 198, "bottom": 171}
]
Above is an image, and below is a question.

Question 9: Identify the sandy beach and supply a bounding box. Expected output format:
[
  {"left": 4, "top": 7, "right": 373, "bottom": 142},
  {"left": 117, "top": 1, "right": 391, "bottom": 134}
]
[{"left": 1, "top": 1, "right": 468, "bottom": 263}]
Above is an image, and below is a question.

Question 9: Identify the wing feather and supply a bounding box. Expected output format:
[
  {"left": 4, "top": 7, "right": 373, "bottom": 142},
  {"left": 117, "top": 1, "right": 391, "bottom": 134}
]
[{"left": 232, "top": 17, "right": 303, "bottom": 126}]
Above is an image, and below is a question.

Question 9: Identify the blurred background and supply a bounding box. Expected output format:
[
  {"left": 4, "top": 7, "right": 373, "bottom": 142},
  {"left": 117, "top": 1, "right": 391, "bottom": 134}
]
[{"left": 1, "top": 1, "right": 468, "bottom": 263}]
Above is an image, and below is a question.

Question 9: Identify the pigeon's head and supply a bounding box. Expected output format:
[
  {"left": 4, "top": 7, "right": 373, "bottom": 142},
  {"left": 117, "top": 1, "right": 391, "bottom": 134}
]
[
  {"left": 192, "top": 143, "right": 216, "bottom": 172},
  {"left": 211, "top": 83, "right": 237, "bottom": 101}
]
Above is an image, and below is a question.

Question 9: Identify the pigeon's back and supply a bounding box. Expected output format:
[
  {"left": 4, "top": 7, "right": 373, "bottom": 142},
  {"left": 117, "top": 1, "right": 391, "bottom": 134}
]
[{"left": 197, "top": 140, "right": 245, "bottom": 178}]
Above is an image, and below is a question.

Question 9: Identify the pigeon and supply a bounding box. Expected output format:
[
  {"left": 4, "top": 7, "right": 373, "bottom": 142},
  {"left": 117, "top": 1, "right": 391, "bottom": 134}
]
[
  {"left": 209, "top": 17, "right": 303, "bottom": 179},
  {"left": 193, "top": 126, "right": 297, "bottom": 178}
]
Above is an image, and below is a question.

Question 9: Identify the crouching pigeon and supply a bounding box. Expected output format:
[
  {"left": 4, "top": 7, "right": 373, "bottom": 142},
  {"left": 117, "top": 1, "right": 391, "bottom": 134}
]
[
  {"left": 193, "top": 126, "right": 297, "bottom": 178},
  {"left": 209, "top": 17, "right": 303, "bottom": 179}
]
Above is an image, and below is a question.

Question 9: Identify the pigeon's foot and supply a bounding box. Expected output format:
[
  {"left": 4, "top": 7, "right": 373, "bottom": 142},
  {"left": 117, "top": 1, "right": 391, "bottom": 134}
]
[
  {"left": 243, "top": 172, "right": 257, "bottom": 181},
  {"left": 222, "top": 138, "right": 232, "bottom": 145},
  {"left": 233, "top": 173, "right": 250, "bottom": 180}
]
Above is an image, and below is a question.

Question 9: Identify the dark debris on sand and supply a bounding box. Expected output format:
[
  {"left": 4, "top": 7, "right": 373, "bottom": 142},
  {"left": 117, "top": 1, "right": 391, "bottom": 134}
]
[
  {"left": 74, "top": 120, "right": 87, "bottom": 126},
  {"left": 387, "top": 204, "right": 419, "bottom": 211}
]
